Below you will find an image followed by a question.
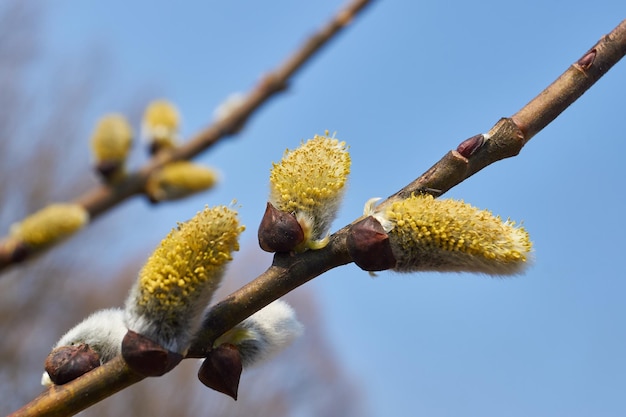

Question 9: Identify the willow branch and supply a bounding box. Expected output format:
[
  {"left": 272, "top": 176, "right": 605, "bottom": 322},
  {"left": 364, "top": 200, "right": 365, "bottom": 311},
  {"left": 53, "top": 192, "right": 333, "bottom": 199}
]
[
  {"left": 10, "top": 16, "right": 626, "bottom": 417},
  {"left": 390, "top": 18, "right": 626, "bottom": 201},
  {"left": 0, "top": 0, "right": 374, "bottom": 274}
]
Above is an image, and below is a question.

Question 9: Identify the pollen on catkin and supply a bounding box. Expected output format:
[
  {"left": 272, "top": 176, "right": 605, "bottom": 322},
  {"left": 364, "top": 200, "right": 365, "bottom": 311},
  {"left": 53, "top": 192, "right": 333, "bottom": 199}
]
[
  {"left": 142, "top": 99, "right": 180, "bottom": 152},
  {"left": 269, "top": 134, "right": 350, "bottom": 250},
  {"left": 213, "top": 300, "right": 303, "bottom": 368},
  {"left": 372, "top": 194, "right": 532, "bottom": 275},
  {"left": 10, "top": 204, "right": 89, "bottom": 248},
  {"left": 145, "top": 161, "right": 218, "bottom": 202},
  {"left": 124, "top": 206, "right": 244, "bottom": 354},
  {"left": 90, "top": 113, "right": 133, "bottom": 181}
]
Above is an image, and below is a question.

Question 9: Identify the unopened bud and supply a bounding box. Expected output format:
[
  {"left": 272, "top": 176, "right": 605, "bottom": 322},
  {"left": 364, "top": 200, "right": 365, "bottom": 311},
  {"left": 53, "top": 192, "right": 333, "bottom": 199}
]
[
  {"left": 258, "top": 202, "right": 304, "bottom": 252},
  {"left": 42, "top": 308, "right": 127, "bottom": 386},
  {"left": 347, "top": 216, "right": 397, "bottom": 271},
  {"left": 121, "top": 330, "right": 183, "bottom": 377},
  {"left": 211, "top": 300, "right": 303, "bottom": 368},
  {"left": 456, "top": 133, "right": 485, "bottom": 158},
  {"left": 44, "top": 344, "right": 101, "bottom": 385},
  {"left": 198, "top": 343, "right": 242, "bottom": 400}
]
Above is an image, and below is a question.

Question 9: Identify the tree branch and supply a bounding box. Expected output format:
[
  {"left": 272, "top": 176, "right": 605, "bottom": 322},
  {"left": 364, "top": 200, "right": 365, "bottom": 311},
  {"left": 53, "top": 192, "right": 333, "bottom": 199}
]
[
  {"left": 391, "top": 18, "right": 626, "bottom": 201},
  {"left": 9, "top": 15, "right": 626, "bottom": 417},
  {"left": 0, "top": 0, "right": 374, "bottom": 274}
]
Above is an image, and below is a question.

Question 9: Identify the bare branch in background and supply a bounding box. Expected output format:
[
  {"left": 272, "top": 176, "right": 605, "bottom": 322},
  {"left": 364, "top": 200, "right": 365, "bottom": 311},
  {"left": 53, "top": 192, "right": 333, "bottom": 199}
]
[{"left": 0, "top": 0, "right": 374, "bottom": 272}]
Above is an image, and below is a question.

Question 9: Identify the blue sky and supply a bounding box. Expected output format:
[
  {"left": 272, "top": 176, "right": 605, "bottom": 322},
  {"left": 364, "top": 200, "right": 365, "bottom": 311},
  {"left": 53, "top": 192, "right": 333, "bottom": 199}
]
[{"left": 40, "top": 1, "right": 626, "bottom": 416}]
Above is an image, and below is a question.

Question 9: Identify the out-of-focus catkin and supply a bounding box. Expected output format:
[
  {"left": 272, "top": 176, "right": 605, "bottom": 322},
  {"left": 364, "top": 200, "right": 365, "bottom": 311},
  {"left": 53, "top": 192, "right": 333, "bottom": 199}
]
[
  {"left": 10, "top": 204, "right": 89, "bottom": 249},
  {"left": 90, "top": 113, "right": 133, "bottom": 182},
  {"left": 145, "top": 161, "right": 218, "bottom": 202},
  {"left": 142, "top": 99, "right": 180, "bottom": 153}
]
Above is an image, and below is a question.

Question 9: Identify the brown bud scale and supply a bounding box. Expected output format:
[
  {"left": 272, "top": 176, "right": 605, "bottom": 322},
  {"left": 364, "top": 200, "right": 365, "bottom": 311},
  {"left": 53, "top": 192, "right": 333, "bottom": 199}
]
[
  {"left": 44, "top": 344, "right": 101, "bottom": 385},
  {"left": 347, "top": 216, "right": 397, "bottom": 271},
  {"left": 10, "top": 241, "right": 31, "bottom": 263},
  {"left": 121, "top": 330, "right": 183, "bottom": 377},
  {"left": 456, "top": 134, "right": 485, "bottom": 158},
  {"left": 258, "top": 202, "right": 304, "bottom": 252},
  {"left": 577, "top": 48, "right": 596, "bottom": 70},
  {"left": 198, "top": 343, "right": 243, "bottom": 400},
  {"left": 95, "top": 160, "right": 122, "bottom": 181}
]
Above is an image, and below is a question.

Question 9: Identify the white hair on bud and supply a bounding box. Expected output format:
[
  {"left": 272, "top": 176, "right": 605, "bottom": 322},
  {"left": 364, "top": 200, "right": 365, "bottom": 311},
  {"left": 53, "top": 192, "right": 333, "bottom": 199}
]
[
  {"left": 362, "top": 197, "right": 382, "bottom": 216},
  {"left": 41, "top": 308, "right": 126, "bottom": 386},
  {"left": 215, "top": 300, "right": 304, "bottom": 368}
]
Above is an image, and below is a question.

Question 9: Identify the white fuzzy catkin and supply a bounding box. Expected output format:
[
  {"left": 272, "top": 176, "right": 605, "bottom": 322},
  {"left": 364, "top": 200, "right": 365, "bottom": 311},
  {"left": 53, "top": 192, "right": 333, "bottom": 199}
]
[
  {"left": 214, "top": 300, "right": 304, "bottom": 367},
  {"left": 41, "top": 308, "right": 126, "bottom": 386}
]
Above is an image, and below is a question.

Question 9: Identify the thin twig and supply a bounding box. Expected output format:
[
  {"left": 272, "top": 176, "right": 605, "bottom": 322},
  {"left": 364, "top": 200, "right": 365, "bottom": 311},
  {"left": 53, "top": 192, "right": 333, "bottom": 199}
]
[
  {"left": 0, "top": 0, "right": 374, "bottom": 274},
  {"left": 9, "top": 15, "right": 626, "bottom": 417}
]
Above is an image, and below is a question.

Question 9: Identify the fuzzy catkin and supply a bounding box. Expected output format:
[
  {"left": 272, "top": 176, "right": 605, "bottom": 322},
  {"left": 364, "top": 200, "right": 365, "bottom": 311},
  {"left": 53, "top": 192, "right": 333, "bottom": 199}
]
[
  {"left": 269, "top": 134, "right": 350, "bottom": 250},
  {"left": 142, "top": 99, "right": 180, "bottom": 149},
  {"left": 90, "top": 114, "right": 133, "bottom": 163},
  {"left": 125, "top": 206, "right": 244, "bottom": 354},
  {"left": 146, "top": 161, "right": 218, "bottom": 201},
  {"left": 42, "top": 308, "right": 126, "bottom": 386},
  {"left": 10, "top": 204, "right": 89, "bottom": 248},
  {"left": 373, "top": 194, "right": 532, "bottom": 275},
  {"left": 213, "top": 300, "right": 303, "bottom": 367}
]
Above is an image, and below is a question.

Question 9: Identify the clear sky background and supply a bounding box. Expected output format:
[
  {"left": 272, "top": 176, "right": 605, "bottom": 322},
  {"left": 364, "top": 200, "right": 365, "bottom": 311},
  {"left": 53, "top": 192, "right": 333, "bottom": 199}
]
[{"left": 33, "top": 1, "right": 626, "bottom": 416}]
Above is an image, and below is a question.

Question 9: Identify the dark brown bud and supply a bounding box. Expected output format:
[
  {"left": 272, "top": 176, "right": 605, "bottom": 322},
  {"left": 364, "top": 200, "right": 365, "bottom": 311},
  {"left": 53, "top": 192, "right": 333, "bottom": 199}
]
[
  {"left": 347, "top": 216, "right": 397, "bottom": 271},
  {"left": 577, "top": 48, "right": 596, "bottom": 70},
  {"left": 9, "top": 241, "right": 31, "bottom": 263},
  {"left": 44, "top": 344, "right": 101, "bottom": 385},
  {"left": 95, "top": 160, "right": 121, "bottom": 181},
  {"left": 198, "top": 344, "right": 243, "bottom": 400},
  {"left": 148, "top": 141, "right": 162, "bottom": 155},
  {"left": 258, "top": 202, "right": 304, "bottom": 252},
  {"left": 121, "top": 330, "right": 183, "bottom": 377},
  {"left": 456, "top": 134, "right": 485, "bottom": 158},
  {"left": 145, "top": 192, "right": 160, "bottom": 205}
]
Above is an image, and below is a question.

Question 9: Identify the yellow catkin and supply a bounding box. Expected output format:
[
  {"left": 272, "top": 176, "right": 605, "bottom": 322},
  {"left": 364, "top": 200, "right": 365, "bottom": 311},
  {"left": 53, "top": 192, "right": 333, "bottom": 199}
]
[
  {"left": 142, "top": 99, "right": 180, "bottom": 149},
  {"left": 90, "top": 114, "right": 133, "bottom": 163},
  {"left": 375, "top": 194, "right": 532, "bottom": 275},
  {"left": 146, "top": 161, "right": 218, "bottom": 201},
  {"left": 269, "top": 134, "right": 350, "bottom": 249},
  {"left": 126, "top": 205, "right": 244, "bottom": 353},
  {"left": 10, "top": 204, "right": 89, "bottom": 248}
]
